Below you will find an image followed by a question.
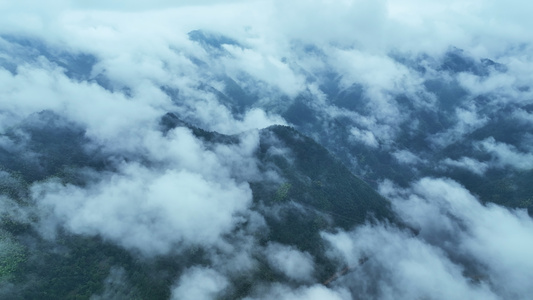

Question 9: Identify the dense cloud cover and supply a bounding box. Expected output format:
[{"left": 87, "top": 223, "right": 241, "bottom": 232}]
[{"left": 1, "top": 0, "right": 532, "bottom": 299}]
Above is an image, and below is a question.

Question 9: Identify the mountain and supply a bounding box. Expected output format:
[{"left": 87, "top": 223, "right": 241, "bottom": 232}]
[{"left": 0, "top": 110, "right": 397, "bottom": 299}]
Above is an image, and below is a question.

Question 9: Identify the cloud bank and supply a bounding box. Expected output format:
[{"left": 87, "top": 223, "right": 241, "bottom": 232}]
[{"left": 320, "top": 177, "right": 533, "bottom": 300}]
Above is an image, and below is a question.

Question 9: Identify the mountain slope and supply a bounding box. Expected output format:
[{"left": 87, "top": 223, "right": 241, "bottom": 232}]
[{"left": 0, "top": 110, "right": 398, "bottom": 299}]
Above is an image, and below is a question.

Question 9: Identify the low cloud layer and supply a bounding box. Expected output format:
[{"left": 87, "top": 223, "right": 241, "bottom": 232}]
[
  {"left": 34, "top": 162, "right": 252, "bottom": 255},
  {"left": 478, "top": 137, "right": 533, "bottom": 170},
  {"left": 318, "top": 177, "right": 533, "bottom": 299},
  {"left": 265, "top": 243, "right": 315, "bottom": 282},
  {"left": 171, "top": 267, "right": 229, "bottom": 300},
  {"left": 245, "top": 283, "right": 350, "bottom": 300},
  {"left": 328, "top": 177, "right": 533, "bottom": 300}
]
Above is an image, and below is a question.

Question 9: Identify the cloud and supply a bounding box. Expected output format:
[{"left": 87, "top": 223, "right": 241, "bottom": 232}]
[
  {"left": 264, "top": 242, "right": 315, "bottom": 282},
  {"left": 323, "top": 225, "right": 499, "bottom": 300},
  {"left": 171, "top": 267, "right": 229, "bottom": 300},
  {"left": 271, "top": 0, "right": 388, "bottom": 50},
  {"left": 221, "top": 45, "right": 306, "bottom": 98},
  {"left": 477, "top": 137, "right": 533, "bottom": 170},
  {"left": 512, "top": 108, "right": 533, "bottom": 125},
  {"left": 33, "top": 161, "right": 252, "bottom": 255},
  {"left": 330, "top": 48, "right": 415, "bottom": 93},
  {"left": 457, "top": 71, "right": 517, "bottom": 97},
  {"left": 201, "top": 108, "right": 287, "bottom": 135},
  {"left": 0, "top": 61, "right": 166, "bottom": 150},
  {"left": 393, "top": 149, "right": 426, "bottom": 165},
  {"left": 429, "top": 105, "right": 488, "bottom": 148},
  {"left": 70, "top": 0, "right": 251, "bottom": 11},
  {"left": 350, "top": 127, "right": 379, "bottom": 148},
  {"left": 2, "top": 0, "right": 532, "bottom": 63},
  {"left": 441, "top": 157, "right": 489, "bottom": 175},
  {"left": 379, "top": 177, "right": 533, "bottom": 299},
  {"left": 90, "top": 267, "right": 137, "bottom": 300},
  {"left": 318, "top": 177, "right": 533, "bottom": 299},
  {"left": 245, "top": 283, "right": 350, "bottom": 300}
]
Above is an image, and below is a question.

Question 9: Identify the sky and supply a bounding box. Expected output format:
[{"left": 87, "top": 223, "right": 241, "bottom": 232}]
[{"left": 1, "top": 0, "right": 533, "bottom": 299}]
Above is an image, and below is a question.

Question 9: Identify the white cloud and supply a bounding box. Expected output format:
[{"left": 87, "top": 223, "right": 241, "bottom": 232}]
[
  {"left": 330, "top": 49, "right": 414, "bottom": 93},
  {"left": 478, "top": 137, "right": 533, "bottom": 170},
  {"left": 271, "top": 0, "right": 388, "bottom": 50},
  {"left": 90, "top": 267, "right": 136, "bottom": 300},
  {"left": 319, "top": 177, "right": 533, "bottom": 299},
  {"left": 0, "top": 62, "right": 168, "bottom": 149},
  {"left": 246, "top": 283, "right": 350, "bottom": 300},
  {"left": 222, "top": 45, "right": 306, "bottom": 98},
  {"left": 512, "top": 108, "right": 533, "bottom": 125},
  {"left": 2, "top": 0, "right": 532, "bottom": 60},
  {"left": 33, "top": 162, "right": 252, "bottom": 255},
  {"left": 430, "top": 106, "right": 488, "bottom": 148},
  {"left": 199, "top": 108, "right": 286, "bottom": 135},
  {"left": 323, "top": 225, "right": 499, "bottom": 300},
  {"left": 350, "top": 127, "right": 379, "bottom": 148},
  {"left": 380, "top": 177, "right": 533, "bottom": 300},
  {"left": 240, "top": 109, "right": 287, "bottom": 131},
  {"left": 265, "top": 243, "right": 315, "bottom": 282},
  {"left": 171, "top": 267, "right": 229, "bottom": 300},
  {"left": 457, "top": 71, "right": 519, "bottom": 101},
  {"left": 393, "top": 149, "right": 426, "bottom": 165},
  {"left": 442, "top": 157, "right": 489, "bottom": 175}
]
